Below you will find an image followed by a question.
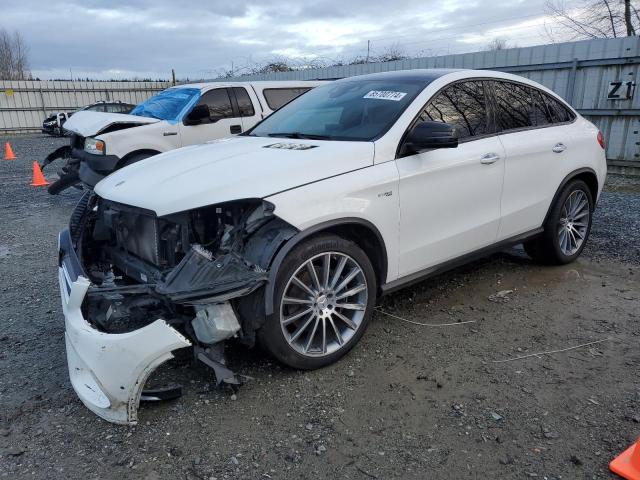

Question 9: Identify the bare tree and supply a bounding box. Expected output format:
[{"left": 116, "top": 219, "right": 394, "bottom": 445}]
[
  {"left": 625, "top": 0, "right": 637, "bottom": 35},
  {"left": 0, "top": 28, "right": 31, "bottom": 80},
  {"left": 545, "top": 0, "right": 638, "bottom": 40},
  {"left": 485, "top": 37, "right": 513, "bottom": 51},
  {"left": 375, "top": 44, "right": 408, "bottom": 62}
]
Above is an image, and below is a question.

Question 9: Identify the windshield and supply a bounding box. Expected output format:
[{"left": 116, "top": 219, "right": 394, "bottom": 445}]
[
  {"left": 130, "top": 87, "right": 201, "bottom": 123},
  {"left": 249, "top": 80, "right": 425, "bottom": 141}
]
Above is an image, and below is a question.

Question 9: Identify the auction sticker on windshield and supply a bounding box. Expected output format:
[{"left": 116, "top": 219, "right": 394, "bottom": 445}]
[{"left": 363, "top": 90, "right": 407, "bottom": 101}]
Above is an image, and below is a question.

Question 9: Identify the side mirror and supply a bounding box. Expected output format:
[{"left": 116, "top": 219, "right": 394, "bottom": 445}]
[
  {"left": 183, "top": 104, "right": 210, "bottom": 125},
  {"left": 401, "top": 121, "right": 458, "bottom": 155}
]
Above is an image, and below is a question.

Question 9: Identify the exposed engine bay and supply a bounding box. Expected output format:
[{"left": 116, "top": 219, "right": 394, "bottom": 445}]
[{"left": 71, "top": 192, "right": 297, "bottom": 389}]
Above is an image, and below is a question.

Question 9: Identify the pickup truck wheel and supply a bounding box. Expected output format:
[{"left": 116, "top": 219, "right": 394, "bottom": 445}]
[
  {"left": 260, "top": 234, "right": 376, "bottom": 370},
  {"left": 524, "top": 179, "right": 593, "bottom": 265}
]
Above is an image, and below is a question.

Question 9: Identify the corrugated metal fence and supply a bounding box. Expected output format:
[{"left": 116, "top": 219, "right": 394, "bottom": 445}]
[
  {"left": 226, "top": 37, "right": 640, "bottom": 172},
  {"left": 0, "top": 80, "right": 169, "bottom": 134}
]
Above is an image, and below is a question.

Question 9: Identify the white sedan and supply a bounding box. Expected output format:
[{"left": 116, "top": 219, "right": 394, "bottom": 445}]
[{"left": 58, "top": 68, "right": 606, "bottom": 424}]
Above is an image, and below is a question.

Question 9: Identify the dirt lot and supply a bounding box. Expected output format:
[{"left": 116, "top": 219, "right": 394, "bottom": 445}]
[{"left": 1, "top": 134, "right": 639, "bottom": 480}]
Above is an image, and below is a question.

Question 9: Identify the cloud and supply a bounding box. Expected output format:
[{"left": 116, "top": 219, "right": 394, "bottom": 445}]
[{"left": 0, "top": 0, "right": 555, "bottom": 80}]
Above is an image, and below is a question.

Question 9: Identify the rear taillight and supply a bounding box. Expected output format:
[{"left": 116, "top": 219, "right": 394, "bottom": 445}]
[{"left": 597, "top": 131, "right": 605, "bottom": 149}]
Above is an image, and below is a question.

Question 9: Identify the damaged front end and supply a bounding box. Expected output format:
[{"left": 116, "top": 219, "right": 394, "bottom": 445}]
[{"left": 58, "top": 193, "right": 297, "bottom": 424}]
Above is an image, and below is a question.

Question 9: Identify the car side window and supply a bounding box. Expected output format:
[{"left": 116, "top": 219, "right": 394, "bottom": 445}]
[
  {"left": 419, "top": 81, "right": 489, "bottom": 140},
  {"left": 105, "top": 103, "right": 126, "bottom": 113},
  {"left": 263, "top": 88, "right": 312, "bottom": 110},
  {"left": 492, "top": 81, "right": 536, "bottom": 131},
  {"left": 232, "top": 87, "right": 255, "bottom": 117},
  {"left": 87, "top": 104, "right": 106, "bottom": 112},
  {"left": 543, "top": 92, "right": 575, "bottom": 123},
  {"left": 529, "top": 89, "right": 552, "bottom": 126},
  {"left": 198, "top": 88, "right": 234, "bottom": 122}
]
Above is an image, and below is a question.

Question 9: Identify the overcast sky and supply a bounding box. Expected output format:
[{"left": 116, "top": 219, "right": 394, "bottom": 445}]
[{"left": 2, "top": 0, "right": 567, "bottom": 80}]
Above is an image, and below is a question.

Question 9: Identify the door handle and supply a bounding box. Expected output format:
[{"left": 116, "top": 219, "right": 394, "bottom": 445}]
[
  {"left": 163, "top": 132, "right": 177, "bottom": 136},
  {"left": 480, "top": 153, "right": 500, "bottom": 165},
  {"left": 552, "top": 143, "right": 567, "bottom": 153},
  {"left": 230, "top": 125, "right": 242, "bottom": 134}
]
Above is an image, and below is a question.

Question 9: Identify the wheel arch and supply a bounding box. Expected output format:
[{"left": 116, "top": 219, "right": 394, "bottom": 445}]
[
  {"left": 116, "top": 149, "right": 161, "bottom": 169},
  {"left": 543, "top": 168, "right": 599, "bottom": 225},
  {"left": 263, "top": 218, "right": 389, "bottom": 316}
]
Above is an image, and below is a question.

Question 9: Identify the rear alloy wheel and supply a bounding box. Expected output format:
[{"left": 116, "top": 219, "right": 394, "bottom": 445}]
[
  {"left": 557, "top": 190, "right": 590, "bottom": 256},
  {"left": 260, "top": 235, "right": 376, "bottom": 369},
  {"left": 524, "top": 179, "right": 593, "bottom": 264}
]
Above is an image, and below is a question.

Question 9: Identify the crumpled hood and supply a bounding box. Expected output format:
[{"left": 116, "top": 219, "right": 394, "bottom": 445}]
[
  {"left": 62, "top": 111, "right": 159, "bottom": 137},
  {"left": 95, "top": 136, "right": 374, "bottom": 216}
]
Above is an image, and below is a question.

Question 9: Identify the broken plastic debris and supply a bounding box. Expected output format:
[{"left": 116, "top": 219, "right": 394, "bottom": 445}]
[
  {"left": 488, "top": 289, "right": 514, "bottom": 303},
  {"left": 192, "top": 302, "right": 241, "bottom": 344}
]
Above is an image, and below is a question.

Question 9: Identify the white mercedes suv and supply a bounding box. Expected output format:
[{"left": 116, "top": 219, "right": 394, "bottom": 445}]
[{"left": 58, "top": 69, "right": 606, "bottom": 424}]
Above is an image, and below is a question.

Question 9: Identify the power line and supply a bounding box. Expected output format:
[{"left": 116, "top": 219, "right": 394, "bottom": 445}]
[
  {"left": 293, "top": 20, "right": 551, "bottom": 66},
  {"left": 336, "top": 12, "right": 547, "bottom": 47},
  {"left": 361, "top": 20, "right": 549, "bottom": 53},
  {"left": 223, "top": 12, "right": 554, "bottom": 73}
]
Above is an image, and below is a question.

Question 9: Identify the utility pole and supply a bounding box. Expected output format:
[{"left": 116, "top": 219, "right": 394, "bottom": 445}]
[
  {"left": 366, "top": 40, "right": 370, "bottom": 63},
  {"left": 171, "top": 69, "right": 176, "bottom": 86}
]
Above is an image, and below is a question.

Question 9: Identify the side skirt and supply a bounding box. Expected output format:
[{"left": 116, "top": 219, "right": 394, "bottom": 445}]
[{"left": 380, "top": 228, "right": 543, "bottom": 296}]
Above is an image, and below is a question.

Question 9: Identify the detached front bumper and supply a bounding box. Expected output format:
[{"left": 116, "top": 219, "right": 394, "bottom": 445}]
[
  {"left": 73, "top": 148, "right": 121, "bottom": 188},
  {"left": 58, "top": 229, "right": 191, "bottom": 424}
]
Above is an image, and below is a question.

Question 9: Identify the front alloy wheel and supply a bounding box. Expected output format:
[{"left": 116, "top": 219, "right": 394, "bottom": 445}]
[
  {"left": 260, "top": 234, "right": 376, "bottom": 369},
  {"left": 280, "top": 252, "right": 368, "bottom": 357}
]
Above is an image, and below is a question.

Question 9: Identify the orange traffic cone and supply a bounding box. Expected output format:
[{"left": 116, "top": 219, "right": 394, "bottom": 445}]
[
  {"left": 30, "top": 161, "right": 49, "bottom": 187},
  {"left": 4, "top": 142, "right": 16, "bottom": 160},
  {"left": 610, "top": 438, "right": 640, "bottom": 479}
]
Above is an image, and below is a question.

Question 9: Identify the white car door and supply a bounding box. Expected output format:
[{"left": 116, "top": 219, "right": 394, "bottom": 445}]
[
  {"left": 179, "top": 87, "right": 244, "bottom": 146},
  {"left": 397, "top": 80, "right": 505, "bottom": 277},
  {"left": 492, "top": 80, "right": 579, "bottom": 240},
  {"left": 231, "top": 86, "right": 262, "bottom": 132}
]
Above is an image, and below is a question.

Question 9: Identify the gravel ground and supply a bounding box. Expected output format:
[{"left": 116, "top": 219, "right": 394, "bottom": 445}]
[{"left": 0, "top": 134, "right": 639, "bottom": 480}]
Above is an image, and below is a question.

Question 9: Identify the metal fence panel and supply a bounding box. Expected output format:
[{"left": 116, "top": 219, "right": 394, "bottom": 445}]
[
  {"left": 0, "top": 80, "right": 170, "bottom": 134},
  {"left": 220, "top": 37, "right": 640, "bottom": 167}
]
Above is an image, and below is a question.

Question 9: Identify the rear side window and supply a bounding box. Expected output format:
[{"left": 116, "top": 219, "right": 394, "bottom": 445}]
[
  {"left": 263, "top": 87, "right": 312, "bottom": 110},
  {"left": 543, "top": 93, "right": 575, "bottom": 123},
  {"left": 492, "top": 81, "right": 535, "bottom": 130},
  {"left": 529, "top": 89, "right": 552, "bottom": 126},
  {"left": 232, "top": 87, "right": 255, "bottom": 117},
  {"left": 420, "top": 81, "right": 489, "bottom": 140},
  {"left": 492, "top": 81, "right": 574, "bottom": 132},
  {"left": 198, "top": 88, "right": 234, "bottom": 121}
]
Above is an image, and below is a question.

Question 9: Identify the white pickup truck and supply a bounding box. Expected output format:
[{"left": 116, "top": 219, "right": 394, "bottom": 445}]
[{"left": 43, "top": 81, "right": 325, "bottom": 193}]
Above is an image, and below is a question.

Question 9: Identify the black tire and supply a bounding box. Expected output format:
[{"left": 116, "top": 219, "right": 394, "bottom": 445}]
[
  {"left": 47, "top": 171, "right": 80, "bottom": 195},
  {"left": 524, "top": 179, "right": 594, "bottom": 265},
  {"left": 258, "top": 234, "right": 377, "bottom": 370}
]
